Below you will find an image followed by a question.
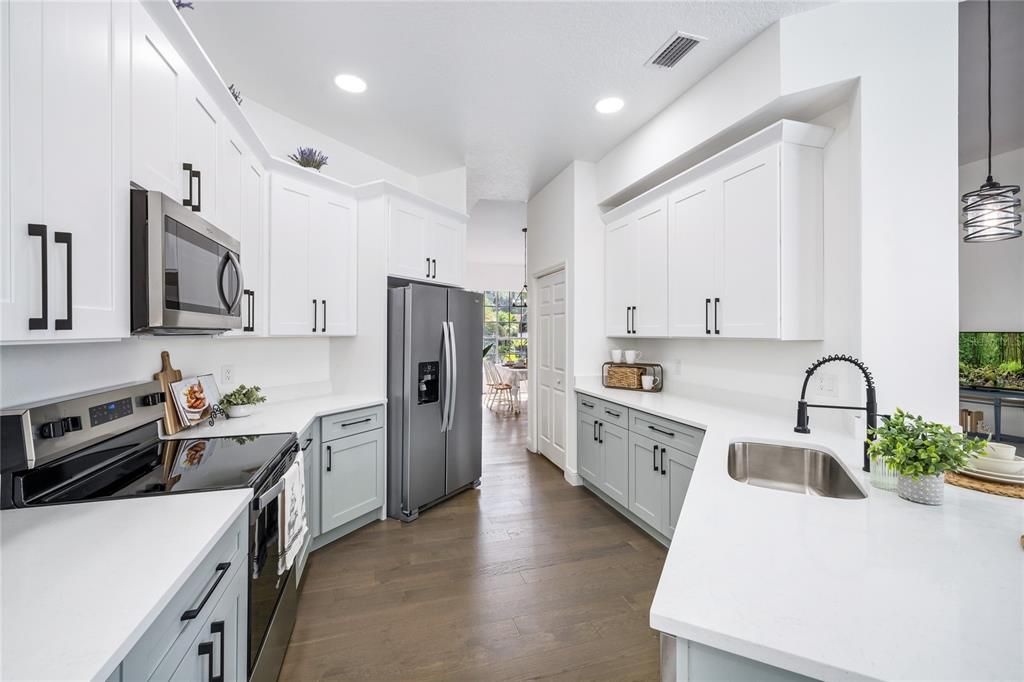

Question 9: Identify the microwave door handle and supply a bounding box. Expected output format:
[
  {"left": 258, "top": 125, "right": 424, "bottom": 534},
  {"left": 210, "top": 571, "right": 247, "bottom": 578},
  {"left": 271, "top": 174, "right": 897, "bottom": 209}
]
[{"left": 217, "top": 252, "right": 243, "bottom": 312}]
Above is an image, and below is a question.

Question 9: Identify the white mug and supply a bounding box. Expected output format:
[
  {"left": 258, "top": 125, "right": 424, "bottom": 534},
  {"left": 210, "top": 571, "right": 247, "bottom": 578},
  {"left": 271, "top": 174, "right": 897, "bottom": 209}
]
[
  {"left": 610, "top": 349, "right": 623, "bottom": 363},
  {"left": 624, "top": 350, "right": 642, "bottom": 364},
  {"left": 641, "top": 375, "right": 661, "bottom": 391}
]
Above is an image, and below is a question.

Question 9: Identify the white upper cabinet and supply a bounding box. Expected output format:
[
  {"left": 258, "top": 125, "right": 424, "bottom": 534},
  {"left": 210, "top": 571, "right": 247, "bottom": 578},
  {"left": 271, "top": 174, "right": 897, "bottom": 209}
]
[
  {"left": 604, "top": 197, "right": 668, "bottom": 337},
  {"left": 385, "top": 195, "right": 466, "bottom": 286},
  {"left": 268, "top": 175, "right": 357, "bottom": 337},
  {"left": 178, "top": 77, "right": 219, "bottom": 221},
  {"left": 606, "top": 120, "right": 830, "bottom": 342},
  {"left": 2, "top": 0, "right": 129, "bottom": 342},
  {"left": 217, "top": 126, "right": 244, "bottom": 241}
]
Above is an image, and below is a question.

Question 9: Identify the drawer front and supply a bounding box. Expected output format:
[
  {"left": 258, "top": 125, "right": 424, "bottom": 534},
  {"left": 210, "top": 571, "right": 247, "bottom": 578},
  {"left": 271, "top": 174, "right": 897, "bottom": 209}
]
[
  {"left": 321, "top": 405, "right": 385, "bottom": 442},
  {"left": 629, "top": 410, "right": 704, "bottom": 455},
  {"left": 123, "top": 511, "right": 247, "bottom": 682},
  {"left": 577, "top": 394, "right": 601, "bottom": 416},
  {"left": 596, "top": 401, "right": 628, "bottom": 428}
]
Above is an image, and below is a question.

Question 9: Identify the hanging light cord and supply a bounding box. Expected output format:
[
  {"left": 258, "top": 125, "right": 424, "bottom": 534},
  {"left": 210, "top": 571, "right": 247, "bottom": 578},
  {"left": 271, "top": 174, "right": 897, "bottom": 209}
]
[{"left": 986, "top": 0, "right": 992, "bottom": 180}]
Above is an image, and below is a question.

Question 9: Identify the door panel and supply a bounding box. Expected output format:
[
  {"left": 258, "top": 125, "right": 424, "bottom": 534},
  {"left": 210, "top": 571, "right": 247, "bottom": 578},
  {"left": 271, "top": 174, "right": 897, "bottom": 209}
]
[
  {"left": 217, "top": 132, "right": 243, "bottom": 241},
  {"left": 406, "top": 285, "right": 448, "bottom": 511},
  {"left": 604, "top": 219, "right": 634, "bottom": 336},
  {"left": 431, "top": 216, "right": 464, "bottom": 285},
  {"left": 312, "top": 195, "right": 357, "bottom": 335},
  {"left": 632, "top": 198, "right": 668, "bottom": 337},
  {"left": 577, "top": 415, "right": 601, "bottom": 482},
  {"left": 600, "top": 421, "right": 628, "bottom": 506},
  {"left": 628, "top": 433, "right": 663, "bottom": 531},
  {"left": 321, "top": 429, "right": 384, "bottom": 533},
  {"left": 180, "top": 83, "right": 218, "bottom": 221},
  {"left": 719, "top": 146, "right": 780, "bottom": 338},
  {"left": 668, "top": 181, "right": 719, "bottom": 337},
  {"left": 267, "top": 178, "right": 312, "bottom": 335},
  {"left": 389, "top": 199, "right": 428, "bottom": 280},
  {"left": 536, "top": 269, "right": 566, "bottom": 468},
  {"left": 445, "top": 289, "right": 483, "bottom": 493},
  {"left": 664, "top": 446, "right": 697, "bottom": 539}
]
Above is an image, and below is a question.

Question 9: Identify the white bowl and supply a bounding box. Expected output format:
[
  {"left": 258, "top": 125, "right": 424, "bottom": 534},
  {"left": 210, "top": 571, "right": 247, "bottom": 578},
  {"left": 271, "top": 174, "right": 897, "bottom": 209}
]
[
  {"left": 226, "top": 404, "right": 257, "bottom": 419},
  {"left": 986, "top": 442, "right": 1018, "bottom": 461},
  {"left": 968, "top": 454, "right": 1024, "bottom": 476}
]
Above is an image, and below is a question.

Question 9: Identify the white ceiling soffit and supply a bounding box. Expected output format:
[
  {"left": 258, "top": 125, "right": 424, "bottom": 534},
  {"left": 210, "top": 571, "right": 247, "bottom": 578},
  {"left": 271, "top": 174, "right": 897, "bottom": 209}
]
[
  {"left": 959, "top": 0, "right": 1024, "bottom": 164},
  {"left": 184, "top": 1, "right": 822, "bottom": 204}
]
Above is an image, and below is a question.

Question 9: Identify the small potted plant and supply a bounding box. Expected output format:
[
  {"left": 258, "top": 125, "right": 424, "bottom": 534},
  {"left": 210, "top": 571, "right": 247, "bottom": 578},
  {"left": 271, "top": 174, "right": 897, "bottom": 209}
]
[
  {"left": 219, "top": 384, "right": 267, "bottom": 419},
  {"left": 868, "top": 407, "right": 987, "bottom": 505},
  {"left": 288, "top": 147, "right": 329, "bottom": 171}
]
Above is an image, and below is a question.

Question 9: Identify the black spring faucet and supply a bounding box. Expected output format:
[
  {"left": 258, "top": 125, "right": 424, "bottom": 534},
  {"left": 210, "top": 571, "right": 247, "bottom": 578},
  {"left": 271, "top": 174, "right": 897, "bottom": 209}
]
[{"left": 794, "top": 354, "right": 877, "bottom": 472}]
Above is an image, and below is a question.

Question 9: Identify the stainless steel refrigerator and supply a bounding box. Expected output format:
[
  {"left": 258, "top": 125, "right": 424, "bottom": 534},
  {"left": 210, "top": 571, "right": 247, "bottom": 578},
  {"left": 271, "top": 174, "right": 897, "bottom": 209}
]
[{"left": 387, "top": 284, "right": 483, "bottom": 521}]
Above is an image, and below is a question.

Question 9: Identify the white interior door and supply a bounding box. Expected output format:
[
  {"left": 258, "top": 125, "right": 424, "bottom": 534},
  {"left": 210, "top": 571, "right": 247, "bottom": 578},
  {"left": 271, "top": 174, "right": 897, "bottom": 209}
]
[{"left": 536, "top": 269, "right": 567, "bottom": 469}]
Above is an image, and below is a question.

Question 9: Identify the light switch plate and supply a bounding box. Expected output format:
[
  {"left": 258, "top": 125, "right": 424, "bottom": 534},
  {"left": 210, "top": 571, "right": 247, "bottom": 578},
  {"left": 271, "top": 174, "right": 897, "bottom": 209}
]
[
  {"left": 813, "top": 372, "right": 838, "bottom": 398},
  {"left": 221, "top": 365, "right": 235, "bottom": 385}
]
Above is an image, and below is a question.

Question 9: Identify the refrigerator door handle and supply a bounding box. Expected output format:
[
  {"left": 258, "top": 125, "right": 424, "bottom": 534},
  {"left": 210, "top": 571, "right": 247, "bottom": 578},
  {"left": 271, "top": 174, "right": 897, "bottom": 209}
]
[
  {"left": 447, "top": 319, "right": 458, "bottom": 431},
  {"left": 440, "top": 321, "right": 453, "bottom": 432}
]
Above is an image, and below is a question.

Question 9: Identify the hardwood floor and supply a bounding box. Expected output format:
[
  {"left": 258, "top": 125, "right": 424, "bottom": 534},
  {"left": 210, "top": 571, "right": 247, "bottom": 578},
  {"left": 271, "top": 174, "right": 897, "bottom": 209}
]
[{"left": 281, "top": 403, "right": 666, "bottom": 681}]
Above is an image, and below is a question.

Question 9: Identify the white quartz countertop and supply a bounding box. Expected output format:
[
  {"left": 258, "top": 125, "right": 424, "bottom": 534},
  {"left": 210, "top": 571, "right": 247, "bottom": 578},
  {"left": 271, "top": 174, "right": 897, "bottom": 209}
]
[
  {"left": 0, "top": 489, "right": 252, "bottom": 682},
  {"left": 163, "top": 392, "right": 385, "bottom": 440},
  {"left": 575, "top": 379, "right": 1024, "bottom": 682}
]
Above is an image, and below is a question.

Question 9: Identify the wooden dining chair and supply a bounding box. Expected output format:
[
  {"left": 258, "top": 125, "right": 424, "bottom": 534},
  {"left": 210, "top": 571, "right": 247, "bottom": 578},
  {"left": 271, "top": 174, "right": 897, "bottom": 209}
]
[{"left": 484, "top": 361, "right": 514, "bottom": 413}]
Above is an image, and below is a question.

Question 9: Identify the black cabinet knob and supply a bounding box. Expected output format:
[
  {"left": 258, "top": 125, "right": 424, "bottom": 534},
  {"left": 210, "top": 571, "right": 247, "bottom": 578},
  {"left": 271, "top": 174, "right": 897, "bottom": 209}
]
[{"left": 61, "top": 416, "right": 82, "bottom": 432}]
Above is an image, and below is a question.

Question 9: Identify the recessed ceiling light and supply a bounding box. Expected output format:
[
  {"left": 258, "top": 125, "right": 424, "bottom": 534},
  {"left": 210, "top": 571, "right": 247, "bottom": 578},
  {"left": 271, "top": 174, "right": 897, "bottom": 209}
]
[
  {"left": 594, "top": 97, "right": 624, "bottom": 114},
  {"left": 334, "top": 74, "right": 367, "bottom": 94}
]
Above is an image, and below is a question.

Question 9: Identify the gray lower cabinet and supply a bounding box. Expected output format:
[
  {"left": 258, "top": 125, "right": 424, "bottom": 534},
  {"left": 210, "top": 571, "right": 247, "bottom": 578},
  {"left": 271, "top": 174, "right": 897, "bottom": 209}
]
[
  {"left": 321, "top": 427, "right": 385, "bottom": 535},
  {"left": 577, "top": 393, "right": 704, "bottom": 544}
]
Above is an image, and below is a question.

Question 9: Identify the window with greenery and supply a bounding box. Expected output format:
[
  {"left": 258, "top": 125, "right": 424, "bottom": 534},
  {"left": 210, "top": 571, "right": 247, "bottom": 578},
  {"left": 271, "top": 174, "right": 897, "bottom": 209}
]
[
  {"left": 959, "top": 332, "right": 1024, "bottom": 391},
  {"left": 483, "top": 291, "right": 527, "bottom": 364}
]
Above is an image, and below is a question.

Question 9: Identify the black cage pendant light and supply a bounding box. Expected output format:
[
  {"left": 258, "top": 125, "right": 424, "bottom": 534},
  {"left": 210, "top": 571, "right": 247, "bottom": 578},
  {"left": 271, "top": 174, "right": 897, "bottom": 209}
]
[
  {"left": 512, "top": 227, "right": 527, "bottom": 307},
  {"left": 961, "top": 0, "right": 1021, "bottom": 242}
]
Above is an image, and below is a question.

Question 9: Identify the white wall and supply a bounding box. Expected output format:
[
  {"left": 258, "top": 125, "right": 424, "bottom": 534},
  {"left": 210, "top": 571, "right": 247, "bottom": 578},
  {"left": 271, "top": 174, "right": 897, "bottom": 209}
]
[
  {"left": 0, "top": 336, "right": 330, "bottom": 408},
  {"left": 959, "top": 146, "right": 1024, "bottom": 332},
  {"left": 418, "top": 166, "right": 468, "bottom": 214},
  {"left": 464, "top": 200, "right": 527, "bottom": 292},
  {"left": 464, "top": 263, "right": 523, "bottom": 293},
  {"left": 243, "top": 99, "right": 419, "bottom": 191}
]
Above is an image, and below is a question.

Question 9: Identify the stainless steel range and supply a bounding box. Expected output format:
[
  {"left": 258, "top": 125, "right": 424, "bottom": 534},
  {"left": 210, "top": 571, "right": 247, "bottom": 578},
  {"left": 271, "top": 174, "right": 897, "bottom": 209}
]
[{"left": 0, "top": 381, "right": 298, "bottom": 682}]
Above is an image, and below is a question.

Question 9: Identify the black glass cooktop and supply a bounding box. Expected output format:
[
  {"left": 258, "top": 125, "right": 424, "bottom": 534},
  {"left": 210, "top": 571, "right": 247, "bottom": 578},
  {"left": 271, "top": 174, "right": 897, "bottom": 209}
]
[{"left": 11, "top": 420, "right": 296, "bottom": 507}]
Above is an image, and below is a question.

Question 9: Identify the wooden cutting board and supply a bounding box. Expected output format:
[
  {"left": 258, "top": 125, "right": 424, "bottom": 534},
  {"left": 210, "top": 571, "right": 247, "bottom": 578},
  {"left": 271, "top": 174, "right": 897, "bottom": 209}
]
[{"left": 153, "top": 350, "right": 184, "bottom": 436}]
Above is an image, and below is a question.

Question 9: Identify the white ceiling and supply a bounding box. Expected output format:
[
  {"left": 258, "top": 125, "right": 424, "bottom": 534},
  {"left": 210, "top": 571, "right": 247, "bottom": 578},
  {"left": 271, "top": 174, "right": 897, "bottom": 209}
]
[
  {"left": 184, "top": 1, "right": 819, "bottom": 205},
  {"left": 959, "top": 0, "right": 1024, "bottom": 164}
]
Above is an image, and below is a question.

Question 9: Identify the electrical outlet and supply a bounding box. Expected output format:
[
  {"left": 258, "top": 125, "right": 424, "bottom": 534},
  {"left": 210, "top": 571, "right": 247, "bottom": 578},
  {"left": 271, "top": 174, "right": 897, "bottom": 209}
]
[
  {"left": 813, "top": 372, "right": 838, "bottom": 398},
  {"left": 221, "top": 365, "right": 235, "bottom": 385}
]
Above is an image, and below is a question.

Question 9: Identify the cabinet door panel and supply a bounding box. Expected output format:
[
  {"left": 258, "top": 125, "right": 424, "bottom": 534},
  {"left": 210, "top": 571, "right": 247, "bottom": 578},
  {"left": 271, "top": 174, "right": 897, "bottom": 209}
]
[
  {"left": 180, "top": 83, "right": 218, "bottom": 221},
  {"left": 388, "top": 199, "right": 428, "bottom": 280},
  {"left": 239, "top": 160, "right": 263, "bottom": 335},
  {"left": 632, "top": 198, "right": 668, "bottom": 337},
  {"left": 599, "top": 421, "right": 628, "bottom": 507},
  {"left": 664, "top": 446, "right": 697, "bottom": 539},
  {"left": 668, "top": 181, "right": 719, "bottom": 338},
  {"left": 628, "top": 433, "right": 664, "bottom": 531},
  {"left": 321, "top": 429, "right": 384, "bottom": 534},
  {"left": 311, "top": 195, "right": 357, "bottom": 336},
  {"left": 577, "top": 415, "right": 601, "bottom": 483},
  {"left": 718, "top": 146, "right": 780, "bottom": 338},
  {"left": 217, "top": 131, "right": 243, "bottom": 241},
  {"left": 604, "top": 219, "right": 635, "bottom": 336},
  {"left": 268, "top": 177, "right": 313, "bottom": 335},
  {"left": 430, "top": 215, "right": 464, "bottom": 285},
  {"left": 130, "top": 1, "right": 182, "bottom": 197}
]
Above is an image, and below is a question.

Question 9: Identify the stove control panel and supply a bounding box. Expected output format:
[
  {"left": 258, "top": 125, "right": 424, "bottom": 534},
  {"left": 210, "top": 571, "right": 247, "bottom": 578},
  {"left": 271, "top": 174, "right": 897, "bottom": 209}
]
[{"left": 88, "top": 397, "right": 134, "bottom": 427}]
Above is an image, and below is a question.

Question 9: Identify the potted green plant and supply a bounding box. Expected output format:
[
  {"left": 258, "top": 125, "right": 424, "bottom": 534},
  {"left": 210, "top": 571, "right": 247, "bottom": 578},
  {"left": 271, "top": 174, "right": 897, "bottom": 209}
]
[
  {"left": 868, "top": 408, "right": 987, "bottom": 505},
  {"left": 219, "top": 384, "right": 267, "bottom": 419}
]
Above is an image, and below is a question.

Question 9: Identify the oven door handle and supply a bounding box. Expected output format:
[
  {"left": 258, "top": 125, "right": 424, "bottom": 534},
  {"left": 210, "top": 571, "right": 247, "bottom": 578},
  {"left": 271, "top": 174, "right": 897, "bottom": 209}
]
[{"left": 254, "top": 478, "right": 285, "bottom": 511}]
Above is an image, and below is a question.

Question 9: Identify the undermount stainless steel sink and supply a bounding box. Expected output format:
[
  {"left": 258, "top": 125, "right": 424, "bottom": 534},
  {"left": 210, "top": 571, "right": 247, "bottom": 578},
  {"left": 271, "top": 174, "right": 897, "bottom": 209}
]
[{"left": 727, "top": 442, "right": 866, "bottom": 499}]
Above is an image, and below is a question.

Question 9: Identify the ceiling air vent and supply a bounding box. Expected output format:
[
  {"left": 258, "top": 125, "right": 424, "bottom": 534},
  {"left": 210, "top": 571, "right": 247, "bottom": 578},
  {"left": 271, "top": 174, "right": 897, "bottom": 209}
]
[{"left": 645, "top": 32, "right": 702, "bottom": 69}]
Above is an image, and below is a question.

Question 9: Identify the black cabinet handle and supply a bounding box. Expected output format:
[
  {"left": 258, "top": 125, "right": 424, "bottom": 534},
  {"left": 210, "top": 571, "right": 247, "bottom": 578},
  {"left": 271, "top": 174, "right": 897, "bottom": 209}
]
[
  {"left": 604, "top": 408, "right": 621, "bottom": 418},
  {"left": 180, "top": 562, "right": 231, "bottom": 621},
  {"left": 243, "top": 289, "right": 254, "bottom": 332},
  {"left": 210, "top": 621, "right": 225, "bottom": 682},
  {"left": 426, "top": 257, "right": 431, "bottom": 278},
  {"left": 705, "top": 298, "right": 711, "bottom": 335},
  {"left": 648, "top": 425, "right": 675, "bottom": 438},
  {"left": 593, "top": 420, "right": 598, "bottom": 441},
  {"left": 28, "top": 224, "right": 48, "bottom": 330},
  {"left": 326, "top": 444, "right": 332, "bottom": 472},
  {"left": 321, "top": 299, "right": 326, "bottom": 333},
  {"left": 631, "top": 306, "right": 637, "bottom": 334},
  {"left": 183, "top": 162, "right": 195, "bottom": 208},
  {"left": 341, "top": 417, "right": 372, "bottom": 428},
  {"left": 54, "top": 231, "right": 72, "bottom": 330},
  {"left": 625, "top": 307, "right": 629, "bottom": 335},
  {"left": 714, "top": 297, "right": 720, "bottom": 335},
  {"left": 312, "top": 299, "right": 317, "bottom": 333},
  {"left": 581, "top": 400, "right": 595, "bottom": 409},
  {"left": 597, "top": 422, "right": 603, "bottom": 444},
  {"left": 198, "top": 641, "right": 214, "bottom": 682},
  {"left": 431, "top": 258, "right": 437, "bottom": 279},
  {"left": 652, "top": 444, "right": 659, "bottom": 472},
  {"left": 301, "top": 438, "right": 313, "bottom": 451},
  {"left": 194, "top": 167, "right": 202, "bottom": 213},
  {"left": 661, "top": 447, "right": 666, "bottom": 476}
]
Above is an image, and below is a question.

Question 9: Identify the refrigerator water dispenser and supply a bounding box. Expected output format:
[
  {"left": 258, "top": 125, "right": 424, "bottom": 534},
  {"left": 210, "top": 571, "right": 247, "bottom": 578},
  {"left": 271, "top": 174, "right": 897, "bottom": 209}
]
[{"left": 417, "top": 362, "right": 439, "bottom": 404}]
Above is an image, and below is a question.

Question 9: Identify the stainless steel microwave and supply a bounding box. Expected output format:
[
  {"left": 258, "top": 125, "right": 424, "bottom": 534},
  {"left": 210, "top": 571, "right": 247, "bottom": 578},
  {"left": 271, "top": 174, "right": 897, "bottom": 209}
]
[{"left": 130, "top": 189, "right": 242, "bottom": 334}]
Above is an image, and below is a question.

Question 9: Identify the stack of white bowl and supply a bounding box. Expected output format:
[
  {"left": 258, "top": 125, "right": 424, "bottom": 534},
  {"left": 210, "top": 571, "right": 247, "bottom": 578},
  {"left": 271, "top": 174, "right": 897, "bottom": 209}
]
[{"left": 963, "top": 442, "right": 1024, "bottom": 484}]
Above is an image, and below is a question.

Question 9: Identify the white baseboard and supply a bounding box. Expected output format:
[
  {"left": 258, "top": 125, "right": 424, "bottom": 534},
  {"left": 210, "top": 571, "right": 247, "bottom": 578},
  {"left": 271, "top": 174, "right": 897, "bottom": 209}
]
[{"left": 563, "top": 470, "right": 583, "bottom": 486}]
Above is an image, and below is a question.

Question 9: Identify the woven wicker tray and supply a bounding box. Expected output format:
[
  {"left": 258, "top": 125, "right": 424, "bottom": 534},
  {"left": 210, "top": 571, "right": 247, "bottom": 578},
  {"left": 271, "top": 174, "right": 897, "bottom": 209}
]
[
  {"left": 946, "top": 471, "right": 1024, "bottom": 500},
  {"left": 601, "top": 362, "right": 663, "bottom": 392}
]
